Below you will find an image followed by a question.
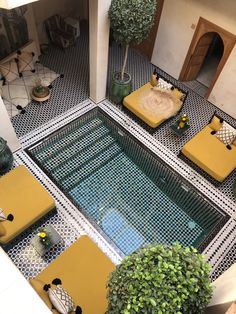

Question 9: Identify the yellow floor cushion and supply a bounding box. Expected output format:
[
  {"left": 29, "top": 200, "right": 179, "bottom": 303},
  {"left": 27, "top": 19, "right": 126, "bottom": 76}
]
[
  {"left": 123, "top": 82, "right": 185, "bottom": 128},
  {"left": 30, "top": 236, "right": 115, "bottom": 314},
  {"left": 182, "top": 125, "right": 236, "bottom": 182},
  {"left": 0, "top": 165, "right": 55, "bottom": 245}
]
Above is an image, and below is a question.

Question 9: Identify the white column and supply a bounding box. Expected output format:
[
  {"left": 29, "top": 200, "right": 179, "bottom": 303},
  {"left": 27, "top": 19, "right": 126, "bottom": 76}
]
[
  {"left": 0, "top": 97, "right": 21, "bottom": 152},
  {"left": 89, "top": 0, "right": 111, "bottom": 103}
]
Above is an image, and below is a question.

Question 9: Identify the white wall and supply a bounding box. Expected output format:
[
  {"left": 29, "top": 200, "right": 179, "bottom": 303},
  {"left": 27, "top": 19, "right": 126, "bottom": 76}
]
[
  {"left": 26, "top": 3, "right": 40, "bottom": 55},
  {"left": 152, "top": 0, "right": 236, "bottom": 118},
  {"left": 0, "top": 97, "right": 21, "bottom": 152},
  {"left": 89, "top": 0, "right": 110, "bottom": 103}
]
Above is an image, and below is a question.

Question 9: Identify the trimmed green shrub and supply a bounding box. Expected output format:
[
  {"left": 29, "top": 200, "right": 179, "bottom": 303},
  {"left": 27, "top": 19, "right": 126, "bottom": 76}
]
[
  {"left": 108, "top": 0, "right": 156, "bottom": 80},
  {"left": 106, "top": 243, "right": 213, "bottom": 314}
]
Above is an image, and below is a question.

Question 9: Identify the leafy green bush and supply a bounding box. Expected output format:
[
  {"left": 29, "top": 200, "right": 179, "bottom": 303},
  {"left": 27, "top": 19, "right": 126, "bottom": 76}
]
[
  {"left": 106, "top": 243, "right": 213, "bottom": 314},
  {"left": 108, "top": 0, "right": 156, "bottom": 80}
]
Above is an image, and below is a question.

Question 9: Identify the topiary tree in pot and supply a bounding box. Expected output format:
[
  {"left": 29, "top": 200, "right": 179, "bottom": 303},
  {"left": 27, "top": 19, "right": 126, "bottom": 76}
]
[
  {"left": 108, "top": 0, "right": 157, "bottom": 103},
  {"left": 106, "top": 243, "right": 213, "bottom": 314}
]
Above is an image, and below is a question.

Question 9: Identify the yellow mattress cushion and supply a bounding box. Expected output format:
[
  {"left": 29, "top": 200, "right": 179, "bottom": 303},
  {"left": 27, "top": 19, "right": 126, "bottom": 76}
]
[
  {"left": 0, "top": 165, "right": 55, "bottom": 244},
  {"left": 182, "top": 125, "right": 236, "bottom": 182},
  {"left": 123, "top": 82, "right": 183, "bottom": 128},
  {"left": 30, "top": 236, "right": 115, "bottom": 314}
]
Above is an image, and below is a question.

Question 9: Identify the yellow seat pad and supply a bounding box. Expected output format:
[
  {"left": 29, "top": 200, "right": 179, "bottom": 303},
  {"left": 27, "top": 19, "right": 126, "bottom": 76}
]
[
  {"left": 123, "top": 82, "right": 183, "bottom": 128},
  {"left": 30, "top": 236, "right": 115, "bottom": 314},
  {"left": 182, "top": 126, "right": 236, "bottom": 182},
  {"left": 0, "top": 165, "right": 55, "bottom": 244}
]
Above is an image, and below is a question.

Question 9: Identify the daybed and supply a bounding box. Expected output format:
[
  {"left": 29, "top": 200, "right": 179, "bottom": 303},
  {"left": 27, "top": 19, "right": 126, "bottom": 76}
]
[
  {"left": 0, "top": 165, "right": 55, "bottom": 245},
  {"left": 181, "top": 114, "right": 236, "bottom": 182},
  {"left": 30, "top": 235, "right": 115, "bottom": 314},
  {"left": 123, "top": 78, "right": 187, "bottom": 128}
]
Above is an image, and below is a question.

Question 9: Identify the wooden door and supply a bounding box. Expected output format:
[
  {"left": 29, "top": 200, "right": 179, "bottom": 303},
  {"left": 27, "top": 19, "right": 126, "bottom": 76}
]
[
  {"left": 133, "top": 0, "right": 164, "bottom": 60},
  {"left": 179, "top": 17, "right": 236, "bottom": 98},
  {"left": 184, "top": 32, "right": 215, "bottom": 81}
]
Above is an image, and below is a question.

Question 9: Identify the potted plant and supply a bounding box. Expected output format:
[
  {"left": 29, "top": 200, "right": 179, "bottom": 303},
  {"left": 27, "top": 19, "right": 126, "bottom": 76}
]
[
  {"left": 0, "top": 137, "right": 13, "bottom": 175},
  {"left": 106, "top": 243, "right": 213, "bottom": 314},
  {"left": 108, "top": 0, "right": 157, "bottom": 103}
]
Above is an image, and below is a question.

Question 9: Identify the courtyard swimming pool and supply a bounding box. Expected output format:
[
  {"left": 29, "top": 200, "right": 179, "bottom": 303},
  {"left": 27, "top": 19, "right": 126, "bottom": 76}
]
[{"left": 27, "top": 108, "right": 228, "bottom": 255}]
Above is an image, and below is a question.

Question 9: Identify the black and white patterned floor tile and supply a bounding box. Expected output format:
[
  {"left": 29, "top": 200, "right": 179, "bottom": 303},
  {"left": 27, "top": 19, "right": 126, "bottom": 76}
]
[{"left": 11, "top": 23, "right": 89, "bottom": 137}]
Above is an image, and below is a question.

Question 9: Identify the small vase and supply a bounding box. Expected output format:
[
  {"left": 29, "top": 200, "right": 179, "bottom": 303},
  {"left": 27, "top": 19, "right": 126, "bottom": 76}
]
[
  {"left": 0, "top": 137, "right": 13, "bottom": 175},
  {"left": 110, "top": 72, "right": 132, "bottom": 104}
]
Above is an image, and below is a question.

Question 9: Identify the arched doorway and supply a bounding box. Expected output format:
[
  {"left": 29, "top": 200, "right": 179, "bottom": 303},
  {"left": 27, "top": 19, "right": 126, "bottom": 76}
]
[
  {"left": 197, "top": 33, "right": 223, "bottom": 88},
  {"left": 179, "top": 17, "right": 236, "bottom": 98}
]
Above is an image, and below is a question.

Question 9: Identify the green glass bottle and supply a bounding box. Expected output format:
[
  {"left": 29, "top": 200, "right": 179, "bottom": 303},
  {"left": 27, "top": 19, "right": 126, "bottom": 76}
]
[{"left": 0, "top": 137, "right": 13, "bottom": 175}]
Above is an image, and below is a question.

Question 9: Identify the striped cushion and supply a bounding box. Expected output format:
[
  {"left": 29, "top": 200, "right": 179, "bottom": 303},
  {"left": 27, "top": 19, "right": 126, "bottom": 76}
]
[{"left": 48, "top": 285, "right": 76, "bottom": 314}]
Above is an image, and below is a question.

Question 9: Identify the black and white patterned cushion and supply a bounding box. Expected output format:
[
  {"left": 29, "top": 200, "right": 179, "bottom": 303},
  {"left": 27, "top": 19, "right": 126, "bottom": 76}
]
[
  {"left": 18, "top": 51, "right": 35, "bottom": 74},
  {"left": 156, "top": 78, "right": 172, "bottom": 90},
  {"left": 1, "top": 63, "right": 59, "bottom": 117},
  {"left": 0, "top": 59, "right": 19, "bottom": 82},
  {"left": 215, "top": 121, "right": 236, "bottom": 145},
  {"left": 48, "top": 285, "right": 76, "bottom": 314}
]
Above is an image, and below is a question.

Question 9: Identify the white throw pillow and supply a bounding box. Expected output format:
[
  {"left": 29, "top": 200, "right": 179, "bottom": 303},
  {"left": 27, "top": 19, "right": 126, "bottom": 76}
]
[
  {"left": 0, "top": 59, "right": 19, "bottom": 82},
  {"left": 215, "top": 121, "right": 236, "bottom": 145},
  {"left": 48, "top": 285, "right": 76, "bottom": 314}
]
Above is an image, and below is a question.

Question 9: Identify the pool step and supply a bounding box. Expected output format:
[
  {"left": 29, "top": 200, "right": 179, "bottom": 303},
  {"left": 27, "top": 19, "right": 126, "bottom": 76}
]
[
  {"left": 37, "top": 124, "right": 111, "bottom": 171},
  {"left": 51, "top": 134, "right": 117, "bottom": 181},
  {"left": 34, "top": 118, "right": 104, "bottom": 161},
  {"left": 63, "top": 143, "right": 122, "bottom": 191}
]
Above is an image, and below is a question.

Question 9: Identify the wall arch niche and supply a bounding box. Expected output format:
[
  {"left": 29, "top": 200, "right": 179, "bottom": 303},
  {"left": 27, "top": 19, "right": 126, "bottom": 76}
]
[{"left": 179, "top": 17, "right": 236, "bottom": 98}]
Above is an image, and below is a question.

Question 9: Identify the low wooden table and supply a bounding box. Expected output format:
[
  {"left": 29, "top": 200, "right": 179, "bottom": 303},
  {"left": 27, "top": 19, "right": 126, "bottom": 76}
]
[{"left": 31, "top": 86, "right": 50, "bottom": 104}]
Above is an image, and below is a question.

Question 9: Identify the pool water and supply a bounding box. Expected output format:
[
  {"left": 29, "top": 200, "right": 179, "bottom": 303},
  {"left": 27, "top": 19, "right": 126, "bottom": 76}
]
[{"left": 27, "top": 108, "right": 227, "bottom": 255}]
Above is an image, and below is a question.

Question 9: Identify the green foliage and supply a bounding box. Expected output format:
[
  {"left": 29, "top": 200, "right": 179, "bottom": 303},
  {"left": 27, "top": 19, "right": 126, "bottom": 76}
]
[
  {"left": 106, "top": 243, "right": 213, "bottom": 314},
  {"left": 108, "top": 0, "right": 156, "bottom": 46},
  {"left": 108, "top": 0, "right": 156, "bottom": 79}
]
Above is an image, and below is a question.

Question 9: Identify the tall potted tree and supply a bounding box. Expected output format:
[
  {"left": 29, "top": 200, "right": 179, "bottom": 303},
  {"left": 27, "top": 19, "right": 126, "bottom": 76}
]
[
  {"left": 108, "top": 0, "right": 157, "bottom": 103},
  {"left": 106, "top": 243, "right": 213, "bottom": 314}
]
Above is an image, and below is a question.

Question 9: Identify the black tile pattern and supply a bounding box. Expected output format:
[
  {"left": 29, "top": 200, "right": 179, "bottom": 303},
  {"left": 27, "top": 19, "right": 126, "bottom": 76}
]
[
  {"left": 5, "top": 211, "right": 78, "bottom": 279},
  {"left": 11, "top": 23, "right": 89, "bottom": 137},
  {"left": 211, "top": 239, "right": 236, "bottom": 280}
]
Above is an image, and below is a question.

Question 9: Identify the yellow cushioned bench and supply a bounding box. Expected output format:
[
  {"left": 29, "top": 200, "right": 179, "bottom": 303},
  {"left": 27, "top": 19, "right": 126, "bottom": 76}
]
[
  {"left": 30, "top": 236, "right": 115, "bottom": 314},
  {"left": 181, "top": 116, "right": 236, "bottom": 182},
  {"left": 0, "top": 165, "right": 55, "bottom": 245},
  {"left": 123, "top": 82, "right": 186, "bottom": 128}
]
